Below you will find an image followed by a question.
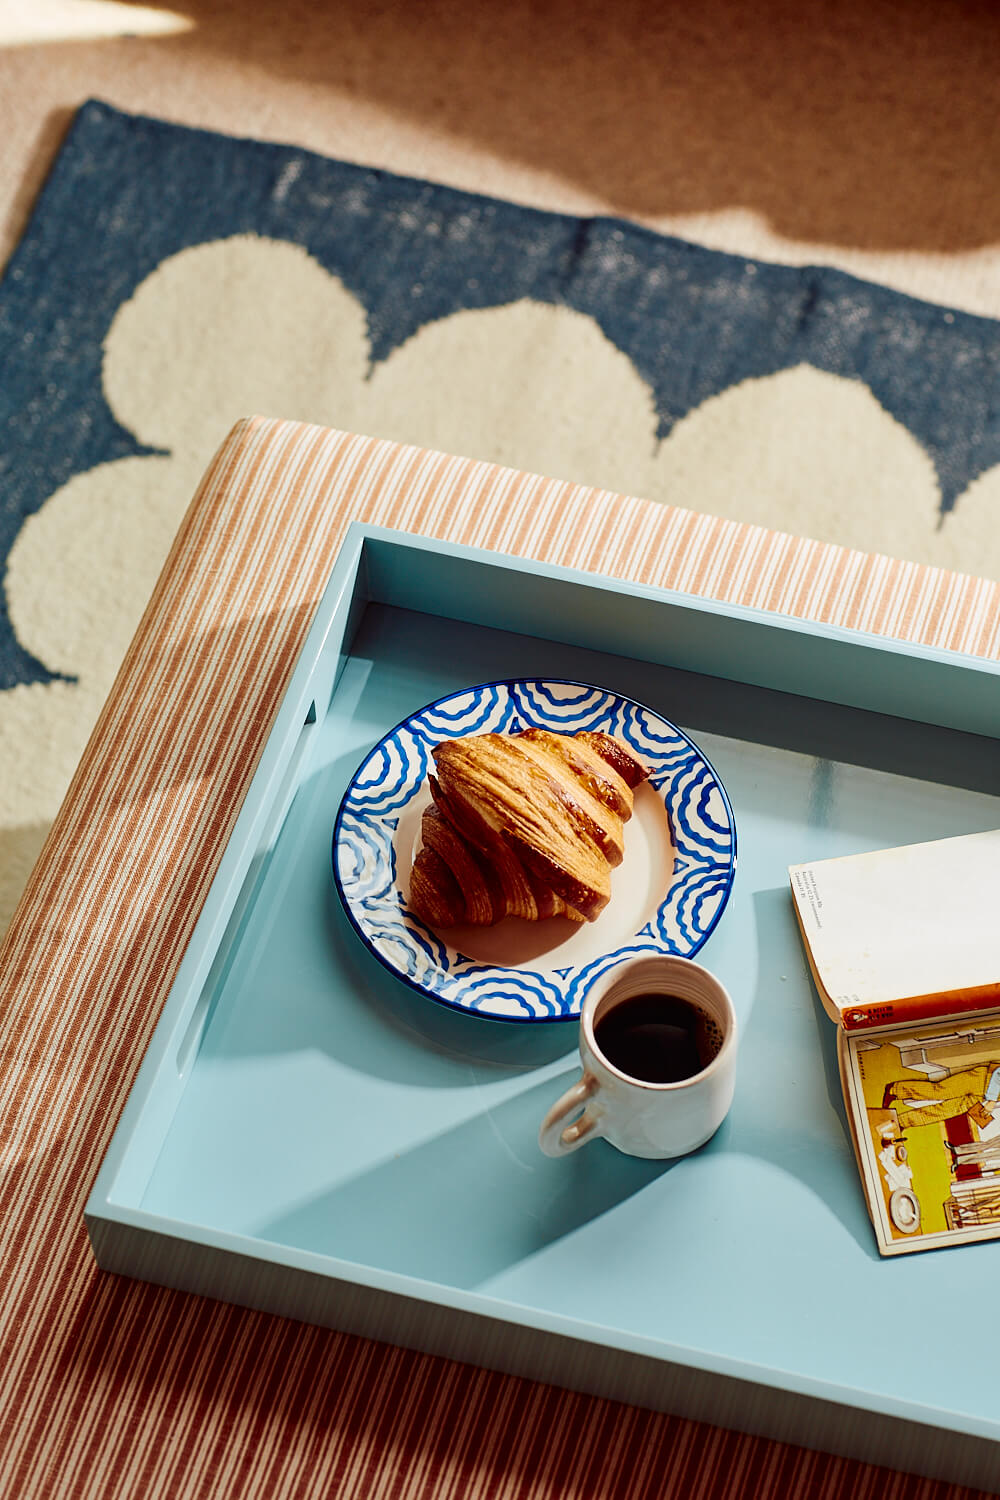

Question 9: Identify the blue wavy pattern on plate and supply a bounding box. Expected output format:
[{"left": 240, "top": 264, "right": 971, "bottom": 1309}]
[{"left": 332, "top": 678, "right": 737, "bottom": 1023}]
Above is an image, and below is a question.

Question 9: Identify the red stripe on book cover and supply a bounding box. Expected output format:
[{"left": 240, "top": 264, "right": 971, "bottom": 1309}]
[{"left": 841, "top": 985, "right": 1000, "bottom": 1032}]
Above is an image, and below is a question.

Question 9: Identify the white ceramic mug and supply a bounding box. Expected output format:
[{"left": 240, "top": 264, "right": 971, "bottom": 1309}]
[{"left": 538, "top": 955, "right": 738, "bottom": 1160}]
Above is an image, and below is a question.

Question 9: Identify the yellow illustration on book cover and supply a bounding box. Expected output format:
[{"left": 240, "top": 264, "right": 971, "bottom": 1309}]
[{"left": 842, "top": 1015, "right": 1000, "bottom": 1254}]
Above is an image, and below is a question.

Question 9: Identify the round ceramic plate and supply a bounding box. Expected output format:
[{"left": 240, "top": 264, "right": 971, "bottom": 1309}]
[{"left": 332, "top": 679, "right": 737, "bottom": 1023}]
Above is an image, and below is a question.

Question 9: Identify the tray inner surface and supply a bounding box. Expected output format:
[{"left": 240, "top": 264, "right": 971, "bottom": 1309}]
[{"left": 117, "top": 598, "right": 1000, "bottom": 1433}]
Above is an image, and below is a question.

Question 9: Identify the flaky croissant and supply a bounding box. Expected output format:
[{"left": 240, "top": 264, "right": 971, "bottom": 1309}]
[{"left": 408, "top": 728, "right": 648, "bottom": 928}]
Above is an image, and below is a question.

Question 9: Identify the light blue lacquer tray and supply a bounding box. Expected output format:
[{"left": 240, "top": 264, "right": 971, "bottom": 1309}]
[{"left": 86, "top": 525, "right": 1000, "bottom": 1489}]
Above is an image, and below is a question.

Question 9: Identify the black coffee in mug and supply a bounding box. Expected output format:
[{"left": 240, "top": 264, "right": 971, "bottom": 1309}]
[{"left": 594, "top": 992, "right": 724, "bottom": 1084}]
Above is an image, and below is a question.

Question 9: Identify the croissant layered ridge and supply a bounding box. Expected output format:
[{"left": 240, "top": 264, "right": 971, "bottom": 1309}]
[{"left": 407, "top": 729, "right": 649, "bottom": 929}]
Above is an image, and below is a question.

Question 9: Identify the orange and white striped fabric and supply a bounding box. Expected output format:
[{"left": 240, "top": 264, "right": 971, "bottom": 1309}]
[{"left": 1, "top": 417, "right": 996, "bottom": 1500}]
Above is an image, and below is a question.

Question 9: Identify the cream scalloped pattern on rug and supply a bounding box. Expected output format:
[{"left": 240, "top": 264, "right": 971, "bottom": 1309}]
[
  {"left": 645, "top": 365, "right": 944, "bottom": 561},
  {"left": 1, "top": 233, "right": 994, "bottom": 937}
]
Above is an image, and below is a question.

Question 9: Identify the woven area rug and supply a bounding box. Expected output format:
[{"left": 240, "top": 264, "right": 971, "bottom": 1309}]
[{"left": 4, "top": 100, "right": 1000, "bottom": 939}]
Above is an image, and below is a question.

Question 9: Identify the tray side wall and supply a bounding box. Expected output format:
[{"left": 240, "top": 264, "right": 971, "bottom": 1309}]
[
  {"left": 361, "top": 531, "right": 1000, "bottom": 739},
  {"left": 84, "top": 529, "right": 373, "bottom": 1210}
]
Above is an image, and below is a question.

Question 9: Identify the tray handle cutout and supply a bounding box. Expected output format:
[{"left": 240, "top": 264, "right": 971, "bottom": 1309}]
[{"left": 175, "top": 699, "right": 318, "bottom": 1076}]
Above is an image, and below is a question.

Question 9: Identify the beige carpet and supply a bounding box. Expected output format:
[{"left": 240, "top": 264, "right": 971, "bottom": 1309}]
[{"left": 6, "top": 0, "right": 1000, "bottom": 306}]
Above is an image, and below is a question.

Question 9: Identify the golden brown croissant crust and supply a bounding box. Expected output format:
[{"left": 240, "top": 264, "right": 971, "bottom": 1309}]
[{"left": 408, "top": 729, "right": 649, "bottom": 928}]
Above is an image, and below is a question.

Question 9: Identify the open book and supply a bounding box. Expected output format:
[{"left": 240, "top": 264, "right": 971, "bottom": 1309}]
[{"left": 789, "top": 829, "right": 1000, "bottom": 1256}]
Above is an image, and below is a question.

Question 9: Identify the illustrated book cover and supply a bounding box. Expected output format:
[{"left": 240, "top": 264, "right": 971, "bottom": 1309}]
[{"left": 789, "top": 828, "right": 1000, "bottom": 1256}]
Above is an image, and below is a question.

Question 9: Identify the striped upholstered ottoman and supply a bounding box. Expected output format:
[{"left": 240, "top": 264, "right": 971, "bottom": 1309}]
[{"left": 3, "top": 417, "right": 998, "bottom": 1499}]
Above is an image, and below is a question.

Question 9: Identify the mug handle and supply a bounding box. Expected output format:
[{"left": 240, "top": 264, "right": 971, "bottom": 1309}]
[{"left": 539, "top": 1072, "right": 601, "bottom": 1157}]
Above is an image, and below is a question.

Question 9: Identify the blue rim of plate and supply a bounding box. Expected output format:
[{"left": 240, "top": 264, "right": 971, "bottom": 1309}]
[{"left": 331, "top": 678, "right": 737, "bottom": 1023}]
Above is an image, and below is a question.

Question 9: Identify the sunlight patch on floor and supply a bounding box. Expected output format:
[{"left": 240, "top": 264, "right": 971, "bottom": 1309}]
[{"left": 0, "top": 0, "right": 192, "bottom": 46}]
